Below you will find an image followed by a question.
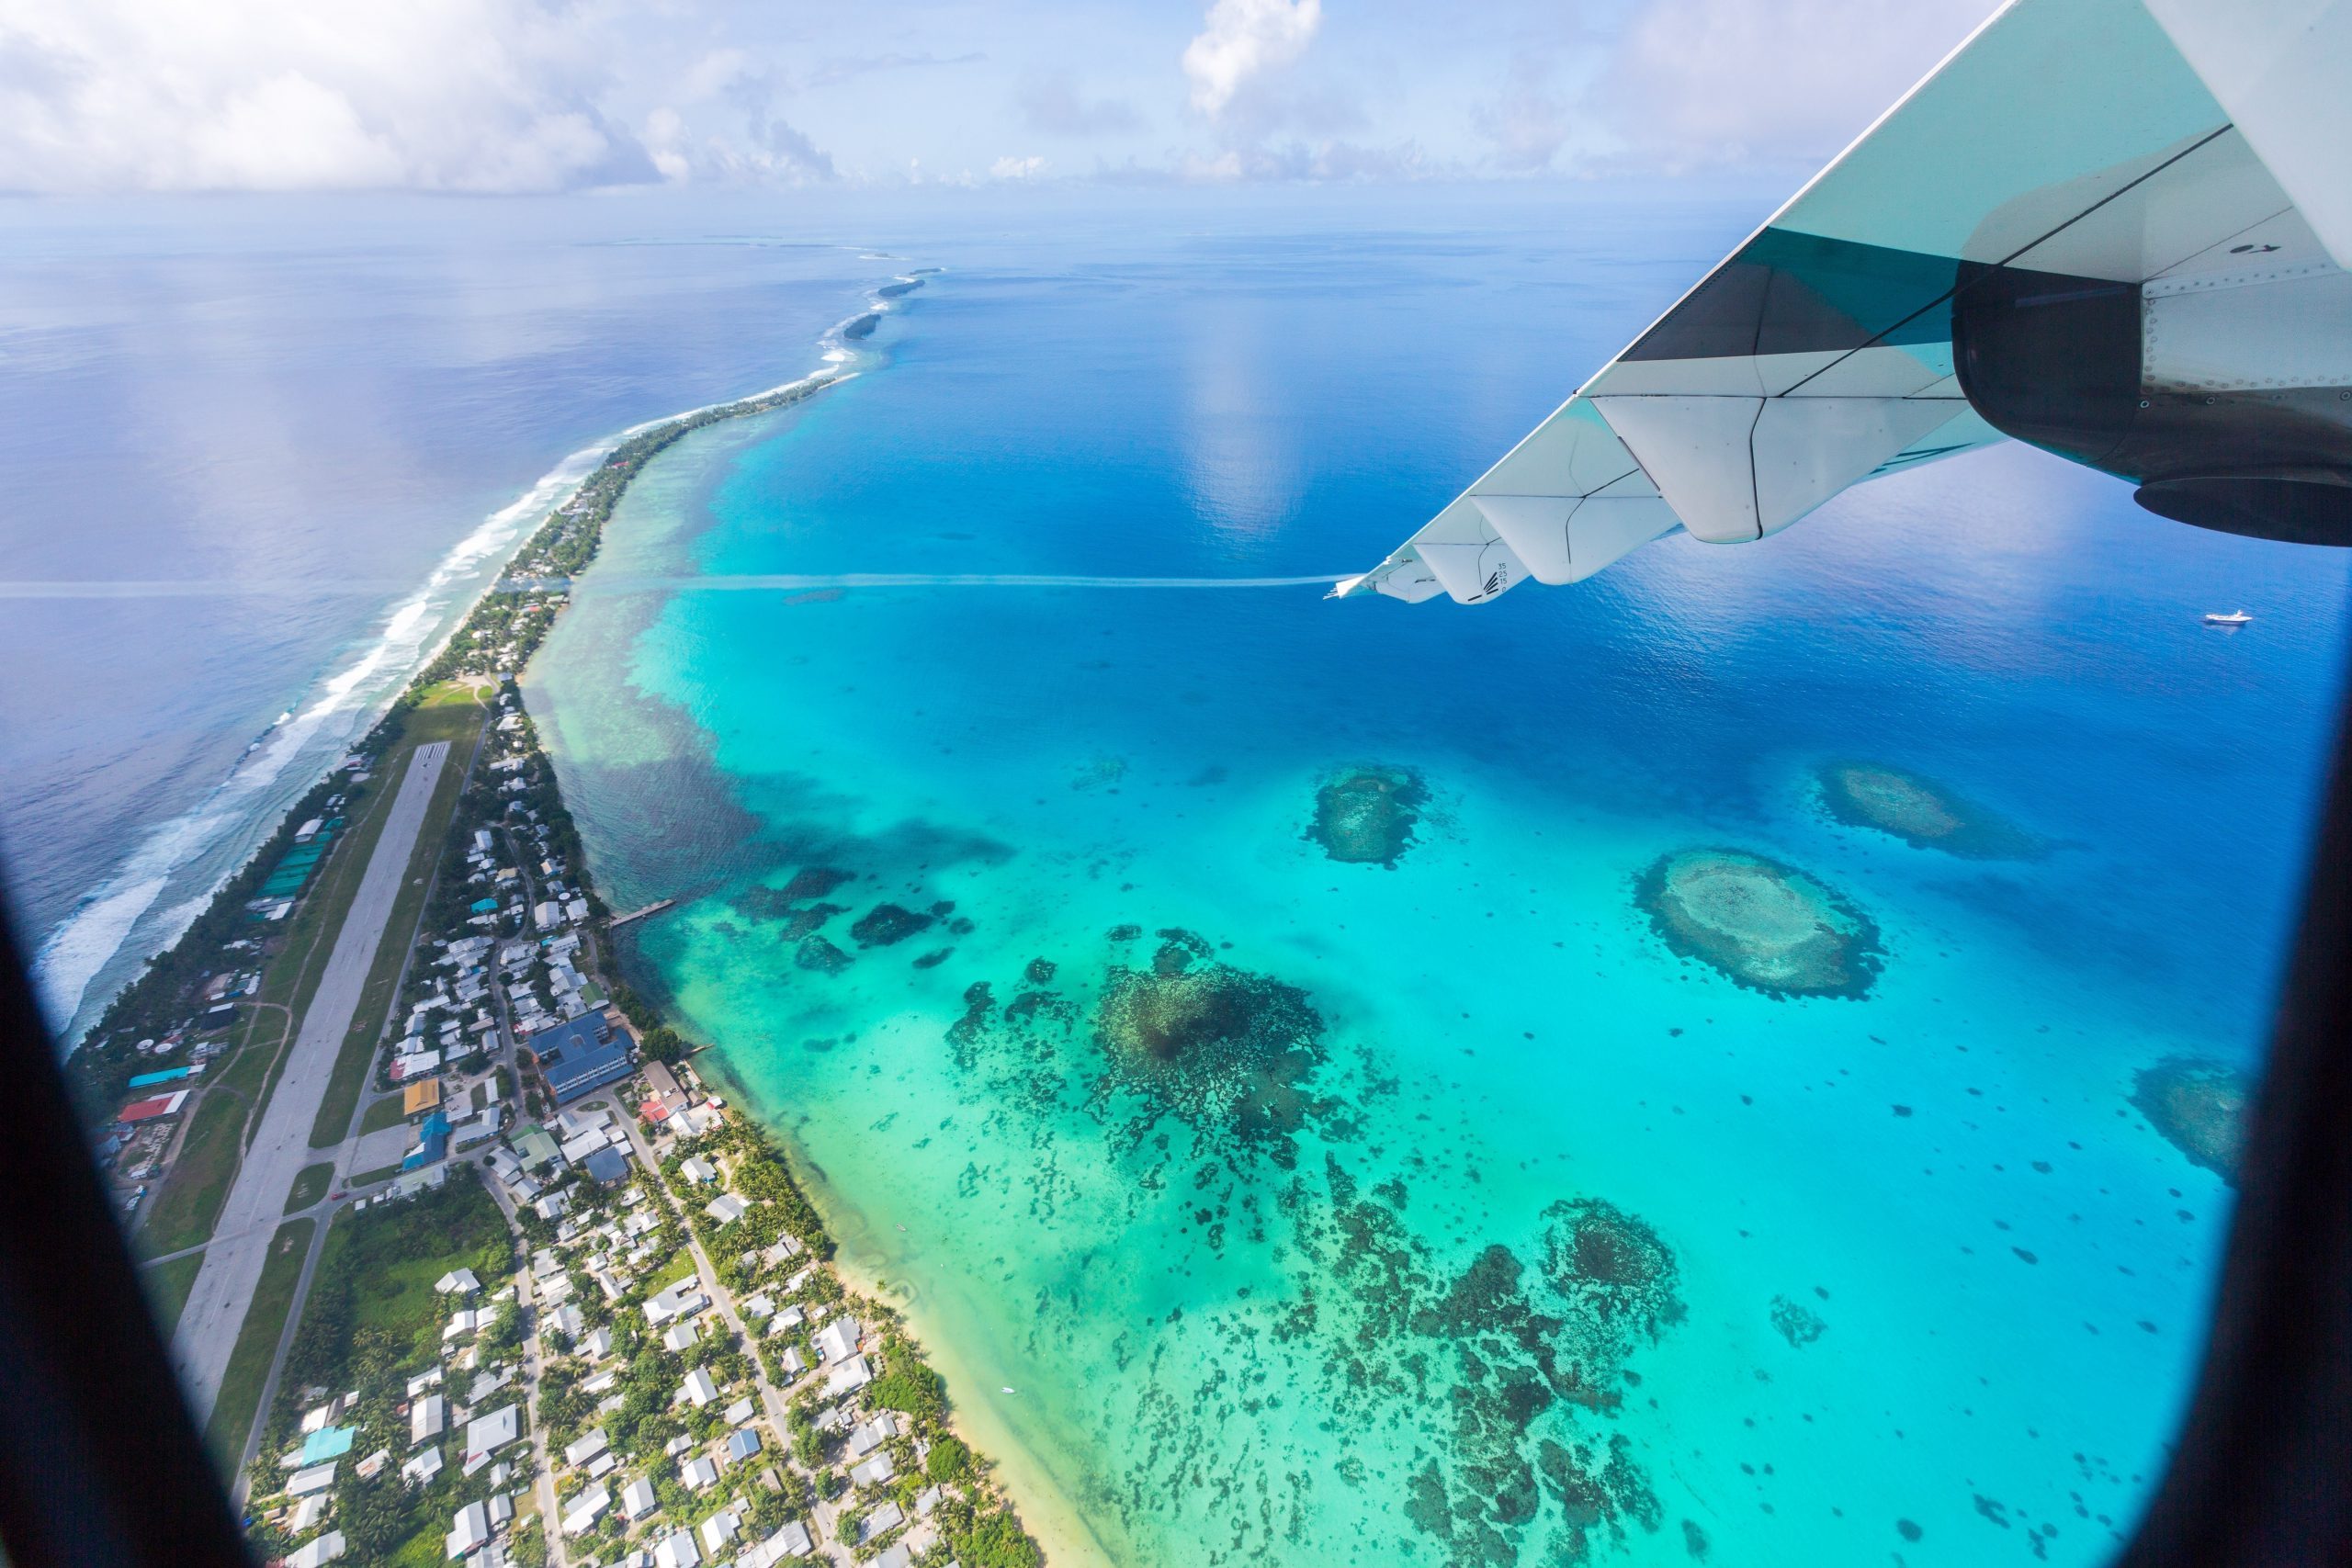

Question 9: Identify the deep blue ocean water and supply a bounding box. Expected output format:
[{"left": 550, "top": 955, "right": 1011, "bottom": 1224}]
[
  {"left": 526, "top": 201, "right": 2352, "bottom": 1567},
  {"left": 6, "top": 186, "right": 2346, "bottom": 1566},
  {"left": 0, "top": 197, "right": 894, "bottom": 1036}
]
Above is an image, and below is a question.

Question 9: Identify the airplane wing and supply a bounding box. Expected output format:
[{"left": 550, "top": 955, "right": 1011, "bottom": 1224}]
[{"left": 1334, "top": 0, "right": 2352, "bottom": 604}]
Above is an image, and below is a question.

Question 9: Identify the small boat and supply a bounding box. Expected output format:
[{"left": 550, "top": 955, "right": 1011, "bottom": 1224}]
[{"left": 2202, "top": 609, "right": 2253, "bottom": 627}]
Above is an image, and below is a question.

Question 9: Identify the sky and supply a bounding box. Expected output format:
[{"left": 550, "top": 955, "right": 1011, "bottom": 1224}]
[{"left": 0, "top": 0, "right": 2005, "bottom": 196}]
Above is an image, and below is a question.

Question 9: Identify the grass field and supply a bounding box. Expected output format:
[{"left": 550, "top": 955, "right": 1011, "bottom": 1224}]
[
  {"left": 644, "top": 1247, "right": 699, "bottom": 1293},
  {"left": 138, "top": 1089, "right": 253, "bottom": 1257},
  {"left": 141, "top": 1249, "right": 205, "bottom": 1338},
  {"left": 205, "top": 1217, "right": 315, "bottom": 1472},
  {"left": 357, "top": 1093, "right": 409, "bottom": 1136},
  {"left": 310, "top": 683, "right": 488, "bottom": 1149},
  {"left": 284, "top": 1162, "right": 334, "bottom": 1214},
  {"left": 350, "top": 1162, "right": 404, "bottom": 1189}
]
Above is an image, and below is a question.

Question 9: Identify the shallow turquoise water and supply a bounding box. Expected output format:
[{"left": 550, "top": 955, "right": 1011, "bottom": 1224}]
[{"left": 530, "top": 205, "right": 2350, "bottom": 1568}]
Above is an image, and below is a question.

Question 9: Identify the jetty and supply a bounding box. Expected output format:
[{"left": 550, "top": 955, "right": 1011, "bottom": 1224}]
[{"left": 608, "top": 897, "right": 675, "bottom": 929}]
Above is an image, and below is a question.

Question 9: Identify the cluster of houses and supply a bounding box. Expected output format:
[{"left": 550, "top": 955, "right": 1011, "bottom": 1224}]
[{"left": 249, "top": 1262, "right": 534, "bottom": 1568}]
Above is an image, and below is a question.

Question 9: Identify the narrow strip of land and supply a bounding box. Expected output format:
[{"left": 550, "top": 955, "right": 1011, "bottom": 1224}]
[{"left": 172, "top": 739, "right": 450, "bottom": 1421}]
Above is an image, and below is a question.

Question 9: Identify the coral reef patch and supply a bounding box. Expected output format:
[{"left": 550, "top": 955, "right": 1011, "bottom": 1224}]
[
  {"left": 1634, "top": 848, "right": 1883, "bottom": 999},
  {"left": 1308, "top": 764, "right": 1430, "bottom": 866},
  {"left": 851, "top": 902, "right": 934, "bottom": 947},
  {"left": 1815, "top": 761, "right": 2041, "bottom": 859},
  {"left": 795, "top": 935, "right": 852, "bottom": 975},
  {"left": 1770, "top": 1295, "right": 1827, "bottom": 1348},
  {"left": 2131, "top": 1057, "right": 2253, "bottom": 1184},
  {"left": 1091, "top": 940, "right": 1325, "bottom": 1158}
]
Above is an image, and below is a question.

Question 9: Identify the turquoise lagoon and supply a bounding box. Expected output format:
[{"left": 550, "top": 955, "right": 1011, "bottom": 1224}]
[{"left": 528, "top": 207, "right": 2351, "bottom": 1568}]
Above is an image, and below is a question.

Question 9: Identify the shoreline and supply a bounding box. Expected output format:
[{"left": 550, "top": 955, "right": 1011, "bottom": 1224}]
[
  {"left": 695, "top": 1052, "right": 1116, "bottom": 1568},
  {"left": 54, "top": 288, "right": 888, "bottom": 1058},
  {"left": 64, "top": 264, "right": 1087, "bottom": 1567}
]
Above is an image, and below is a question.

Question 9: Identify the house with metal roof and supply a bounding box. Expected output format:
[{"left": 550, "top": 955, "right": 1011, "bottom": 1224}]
[{"left": 535, "top": 1008, "right": 637, "bottom": 1104}]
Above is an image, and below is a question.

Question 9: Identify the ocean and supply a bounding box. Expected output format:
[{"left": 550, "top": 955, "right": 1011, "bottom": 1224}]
[
  {"left": 521, "top": 197, "right": 2352, "bottom": 1568},
  {"left": 8, "top": 186, "right": 2346, "bottom": 1567},
  {"left": 0, "top": 195, "right": 894, "bottom": 1039}
]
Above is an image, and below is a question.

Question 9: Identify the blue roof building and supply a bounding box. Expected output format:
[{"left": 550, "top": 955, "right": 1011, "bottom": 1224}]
[
  {"left": 537, "top": 1010, "right": 637, "bottom": 1105},
  {"left": 727, "top": 1427, "right": 762, "bottom": 1463},
  {"left": 403, "top": 1111, "right": 451, "bottom": 1171}
]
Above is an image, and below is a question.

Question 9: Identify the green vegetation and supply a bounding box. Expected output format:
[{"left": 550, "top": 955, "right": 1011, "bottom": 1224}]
[
  {"left": 256, "top": 1172, "right": 516, "bottom": 1566},
  {"left": 357, "top": 1094, "right": 409, "bottom": 1136},
  {"left": 141, "top": 1249, "right": 205, "bottom": 1338},
  {"left": 926, "top": 1436, "right": 971, "bottom": 1481},
  {"left": 284, "top": 1162, "right": 334, "bottom": 1214},
  {"left": 139, "top": 1090, "right": 251, "bottom": 1257},
  {"left": 205, "top": 1217, "right": 315, "bottom": 1469},
  {"left": 866, "top": 1355, "right": 945, "bottom": 1420},
  {"left": 289, "top": 1172, "right": 509, "bottom": 1359},
  {"left": 349, "top": 1162, "right": 404, "bottom": 1189}
]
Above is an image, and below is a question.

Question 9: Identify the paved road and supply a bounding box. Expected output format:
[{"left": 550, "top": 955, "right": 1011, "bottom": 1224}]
[{"left": 173, "top": 740, "right": 450, "bottom": 1422}]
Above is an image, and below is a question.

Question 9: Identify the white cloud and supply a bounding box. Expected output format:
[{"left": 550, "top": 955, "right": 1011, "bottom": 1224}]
[
  {"left": 0, "top": 0, "right": 654, "bottom": 192},
  {"left": 1182, "top": 0, "right": 1322, "bottom": 118},
  {"left": 989, "top": 154, "right": 1046, "bottom": 180},
  {"left": 1595, "top": 0, "right": 1997, "bottom": 170}
]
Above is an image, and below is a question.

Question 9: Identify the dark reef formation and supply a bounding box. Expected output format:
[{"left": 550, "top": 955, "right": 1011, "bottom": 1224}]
[
  {"left": 840, "top": 312, "right": 881, "bottom": 341},
  {"left": 2131, "top": 1057, "right": 2253, "bottom": 1184},
  {"left": 1307, "top": 1168, "right": 1681, "bottom": 1564},
  {"left": 784, "top": 865, "right": 854, "bottom": 900},
  {"left": 794, "top": 935, "right": 852, "bottom": 975},
  {"left": 929, "top": 930, "right": 1689, "bottom": 1564},
  {"left": 1769, "top": 1295, "right": 1827, "bottom": 1348},
  {"left": 1634, "top": 848, "right": 1883, "bottom": 999},
  {"left": 1091, "top": 931, "right": 1325, "bottom": 1159},
  {"left": 851, "top": 902, "right": 934, "bottom": 947},
  {"left": 1308, "top": 764, "right": 1430, "bottom": 866},
  {"left": 779, "top": 902, "right": 843, "bottom": 941},
  {"left": 1815, "top": 760, "right": 2041, "bottom": 858}
]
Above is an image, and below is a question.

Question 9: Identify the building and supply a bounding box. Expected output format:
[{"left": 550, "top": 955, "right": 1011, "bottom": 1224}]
[
  {"left": 564, "top": 1428, "right": 609, "bottom": 1469},
  {"left": 823, "top": 1355, "right": 874, "bottom": 1398},
  {"left": 402, "top": 1078, "right": 444, "bottom": 1117},
  {"left": 705, "top": 1193, "right": 749, "bottom": 1225},
  {"left": 560, "top": 1485, "right": 611, "bottom": 1536},
  {"left": 850, "top": 1454, "right": 895, "bottom": 1488},
  {"left": 286, "top": 1530, "right": 345, "bottom": 1568},
  {"left": 643, "top": 1060, "right": 688, "bottom": 1114},
  {"left": 813, "top": 1316, "right": 862, "bottom": 1364},
  {"left": 726, "top": 1427, "right": 763, "bottom": 1464},
  {"left": 701, "top": 1508, "right": 742, "bottom": 1553},
  {"left": 681, "top": 1368, "right": 719, "bottom": 1407},
  {"left": 463, "top": 1404, "right": 519, "bottom": 1466},
  {"left": 117, "top": 1089, "right": 189, "bottom": 1125},
  {"left": 582, "top": 1145, "right": 629, "bottom": 1185},
  {"left": 653, "top": 1529, "right": 702, "bottom": 1568},
  {"left": 510, "top": 1124, "right": 561, "bottom": 1169},
  {"left": 402, "top": 1111, "right": 451, "bottom": 1171},
  {"left": 536, "top": 1010, "right": 637, "bottom": 1104},
  {"left": 447, "top": 1500, "right": 491, "bottom": 1559},
  {"left": 620, "top": 1477, "right": 659, "bottom": 1521},
  {"left": 411, "top": 1394, "right": 447, "bottom": 1446}
]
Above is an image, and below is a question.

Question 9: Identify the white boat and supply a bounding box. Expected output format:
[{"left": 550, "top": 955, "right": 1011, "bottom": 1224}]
[{"left": 2203, "top": 610, "right": 2253, "bottom": 627}]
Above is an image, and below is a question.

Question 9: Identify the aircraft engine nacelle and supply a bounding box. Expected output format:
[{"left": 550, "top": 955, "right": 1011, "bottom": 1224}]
[{"left": 1953, "top": 259, "right": 2352, "bottom": 545}]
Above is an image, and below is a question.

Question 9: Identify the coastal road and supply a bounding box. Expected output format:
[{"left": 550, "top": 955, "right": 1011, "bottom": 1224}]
[{"left": 173, "top": 740, "right": 450, "bottom": 1422}]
